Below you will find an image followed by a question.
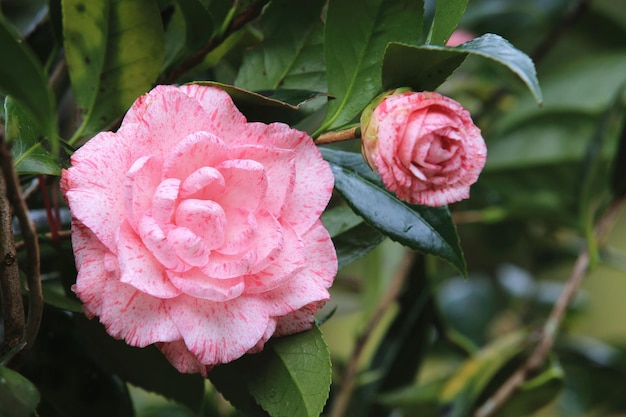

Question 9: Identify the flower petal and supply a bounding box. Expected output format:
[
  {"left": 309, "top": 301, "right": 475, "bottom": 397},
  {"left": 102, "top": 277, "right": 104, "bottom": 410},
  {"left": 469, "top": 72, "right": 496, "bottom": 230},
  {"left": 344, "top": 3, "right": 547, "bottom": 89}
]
[
  {"left": 167, "top": 295, "right": 270, "bottom": 365},
  {"left": 167, "top": 226, "right": 211, "bottom": 267},
  {"left": 217, "top": 159, "right": 267, "bottom": 212},
  {"left": 99, "top": 280, "right": 181, "bottom": 347},
  {"left": 174, "top": 199, "right": 226, "bottom": 247},
  {"left": 162, "top": 131, "right": 230, "bottom": 181},
  {"left": 71, "top": 221, "right": 113, "bottom": 318},
  {"left": 123, "top": 86, "right": 219, "bottom": 160},
  {"left": 137, "top": 215, "right": 188, "bottom": 272},
  {"left": 152, "top": 178, "right": 181, "bottom": 226},
  {"left": 231, "top": 145, "right": 296, "bottom": 216},
  {"left": 124, "top": 155, "right": 162, "bottom": 228},
  {"left": 178, "top": 84, "right": 248, "bottom": 144},
  {"left": 168, "top": 268, "right": 245, "bottom": 301},
  {"left": 157, "top": 340, "right": 211, "bottom": 376},
  {"left": 62, "top": 128, "right": 135, "bottom": 252},
  {"left": 117, "top": 220, "right": 182, "bottom": 298}
]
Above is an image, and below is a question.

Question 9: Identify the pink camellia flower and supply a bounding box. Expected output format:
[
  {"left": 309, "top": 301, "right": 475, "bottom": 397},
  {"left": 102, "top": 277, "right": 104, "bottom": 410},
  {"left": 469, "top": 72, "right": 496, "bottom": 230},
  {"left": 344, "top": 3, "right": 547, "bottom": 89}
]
[
  {"left": 360, "top": 90, "right": 486, "bottom": 207},
  {"left": 61, "top": 85, "right": 337, "bottom": 375}
]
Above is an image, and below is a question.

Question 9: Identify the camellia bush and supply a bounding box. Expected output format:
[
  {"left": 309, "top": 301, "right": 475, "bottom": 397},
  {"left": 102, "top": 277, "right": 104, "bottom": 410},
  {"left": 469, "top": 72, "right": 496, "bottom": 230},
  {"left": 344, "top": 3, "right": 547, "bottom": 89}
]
[{"left": 1, "top": 0, "right": 626, "bottom": 416}]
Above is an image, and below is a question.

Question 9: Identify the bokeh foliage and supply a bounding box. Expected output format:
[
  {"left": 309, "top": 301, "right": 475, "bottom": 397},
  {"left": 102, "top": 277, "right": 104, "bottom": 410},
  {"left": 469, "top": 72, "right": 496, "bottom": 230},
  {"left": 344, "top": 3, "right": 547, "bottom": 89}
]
[{"left": 1, "top": 0, "right": 625, "bottom": 416}]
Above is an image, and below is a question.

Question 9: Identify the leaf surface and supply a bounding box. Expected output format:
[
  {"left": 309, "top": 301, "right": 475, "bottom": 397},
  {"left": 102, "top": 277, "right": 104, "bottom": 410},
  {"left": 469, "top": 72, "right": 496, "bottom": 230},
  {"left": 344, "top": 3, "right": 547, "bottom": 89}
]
[{"left": 322, "top": 148, "right": 466, "bottom": 275}]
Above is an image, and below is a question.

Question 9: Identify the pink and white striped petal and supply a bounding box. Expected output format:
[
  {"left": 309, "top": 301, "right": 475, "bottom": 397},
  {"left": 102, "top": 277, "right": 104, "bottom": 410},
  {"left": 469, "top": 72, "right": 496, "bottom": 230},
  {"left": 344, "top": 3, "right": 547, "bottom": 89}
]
[
  {"left": 231, "top": 145, "right": 296, "bottom": 216},
  {"left": 168, "top": 268, "right": 245, "bottom": 301},
  {"left": 217, "top": 159, "right": 267, "bottom": 212},
  {"left": 167, "top": 295, "right": 270, "bottom": 365},
  {"left": 179, "top": 166, "right": 225, "bottom": 201},
  {"left": 157, "top": 339, "right": 211, "bottom": 376},
  {"left": 174, "top": 199, "right": 226, "bottom": 246},
  {"left": 151, "top": 178, "right": 181, "bottom": 226},
  {"left": 162, "top": 131, "right": 230, "bottom": 181},
  {"left": 124, "top": 155, "right": 162, "bottom": 228},
  {"left": 117, "top": 221, "right": 182, "bottom": 298},
  {"left": 99, "top": 280, "right": 181, "bottom": 347},
  {"left": 167, "top": 226, "right": 211, "bottom": 267}
]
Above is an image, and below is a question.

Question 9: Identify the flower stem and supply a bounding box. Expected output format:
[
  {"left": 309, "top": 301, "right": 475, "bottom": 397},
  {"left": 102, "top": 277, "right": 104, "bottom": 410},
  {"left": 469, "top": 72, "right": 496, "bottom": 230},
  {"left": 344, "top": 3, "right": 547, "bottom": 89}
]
[{"left": 314, "top": 126, "right": 360, "bottom": 145}]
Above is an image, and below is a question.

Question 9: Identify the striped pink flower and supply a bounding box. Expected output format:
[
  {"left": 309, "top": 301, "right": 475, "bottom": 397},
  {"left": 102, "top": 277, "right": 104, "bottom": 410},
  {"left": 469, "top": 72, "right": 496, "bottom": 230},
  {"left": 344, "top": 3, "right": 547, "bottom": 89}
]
[
  {"left": 360, "top": 91, "right": 486, "bottom": 207},
  {"left": 62, "top": 85, "right": 336, "bottom": 375}
]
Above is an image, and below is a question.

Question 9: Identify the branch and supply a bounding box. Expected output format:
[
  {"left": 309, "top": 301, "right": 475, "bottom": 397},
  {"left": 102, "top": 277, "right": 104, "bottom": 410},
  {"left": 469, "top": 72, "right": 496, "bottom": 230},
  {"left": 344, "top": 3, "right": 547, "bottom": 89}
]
[
  {"left": 474, "top": 197, "right": 625, "bottom": 417},
  {"left": 0, "top": 133, "right": 26, "bottom": 361},
  {"left": 161, "top": 0, "right": 269, "bottom": 84},
  {"left": 0, "top": 139, "right": 43, "bottom": 351},
  {"left": 328, "top": 250, "right": 416, "bottom": 417},
  {"left": 315, "top": 127, "right": 360, "bottom": 145}
]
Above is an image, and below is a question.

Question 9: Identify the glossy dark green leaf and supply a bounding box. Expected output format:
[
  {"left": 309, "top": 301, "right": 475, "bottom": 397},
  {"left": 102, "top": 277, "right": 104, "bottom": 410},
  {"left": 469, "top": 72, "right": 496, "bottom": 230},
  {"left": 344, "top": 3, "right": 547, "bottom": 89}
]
[
  {"left": 194, "top": 81, "right": 323, "bottom": 124},
  {"left": 439, "top": 331, "right": 528, "bottom": 417},
  {"left": 235, "top": 0, "right": 326, "bottom": 92},
  {"left": 425, "top": 0, "right": 469, "bottom": 45},
  {"left": 383, "top": 33, "right": 542, "bottom": 104},
  {"left": 0, "top": 13, "right": 57, "bottom": 142},
  {"left": 334, "top": 222, "right": 385, "bottom": 270},
  {"left": 0, "top": 366, "right": 40, "bottom": 417},
  {"left": 321, "top": 147, "right": 466, "bottom": 276},
  {"left": 318, "top": 0, "right": 423, "bottom": 133},
  {"left": 5, "top": 97, "right": 61, "bottom": 175},
  {"left": 65, "top": 0, "right": 165, "bottom": 142},
  {"left": 211, "top": 326, "right": 331, "bottom": 417}
]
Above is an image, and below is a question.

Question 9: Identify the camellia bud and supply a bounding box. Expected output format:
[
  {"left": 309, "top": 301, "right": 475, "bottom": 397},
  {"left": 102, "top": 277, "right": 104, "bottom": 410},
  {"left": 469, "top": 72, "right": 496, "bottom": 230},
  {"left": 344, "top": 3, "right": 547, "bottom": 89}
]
[{"left": 359, "top": 89, "right": 487, "bottom": 207}]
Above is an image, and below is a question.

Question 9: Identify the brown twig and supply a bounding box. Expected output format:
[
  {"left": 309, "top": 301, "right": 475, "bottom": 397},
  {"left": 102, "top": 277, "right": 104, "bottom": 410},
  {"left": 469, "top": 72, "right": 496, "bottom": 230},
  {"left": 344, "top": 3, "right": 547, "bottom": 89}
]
[
  {"left": 161, "top": 0, "right": 269, "bottom": 84},
  {"left": 474, "top": 197, "right": 625, "bottom": 417},
  {"left": 0, "top": 139, "right": 43, "bottom": 350},
  {"left": 0, "top": 132, "right": 26, "bottom": 362},
  {"left": 328, "top": 250, "right": 417, "bottom": 417},
  {"left": 315, "top": 127, "right": 360, "bottom": 145}
]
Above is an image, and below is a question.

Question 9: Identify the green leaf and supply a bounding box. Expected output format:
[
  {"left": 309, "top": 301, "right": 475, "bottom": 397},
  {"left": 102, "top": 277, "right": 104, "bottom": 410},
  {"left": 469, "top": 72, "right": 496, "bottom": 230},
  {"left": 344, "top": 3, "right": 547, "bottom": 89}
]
[
  {"left": 0, "top": 366, "right": 40, "bottom": 417},
  {"left": 211, "top": 326, "right": 331, "bottom": 417},
  {"left": 5, "top": 97, "right": 61, "bottom": 175},
  {"left": 426, "top": 0, "right": 469, "bottom": 45},
  {"left": 194, "top": 81, "right": 323, "bottom": 124},
  {"left": 383, "top": 33, "right": 542, "bottom": 104},
  {"left": 62, "top": 0, "right": 110, "bottom": 115},
  {"left": 439, "top": 331, "right": 528, "bottom": 417},
  {"left": 321, "top": 147, "right": 467, "bottom": 276},
  {"left": 334, "top": 222, "right": 385, "bottom": 270},
  {"left": 318, "top": 0, "right": 423, "bottom": 133},
  {"left": 177, "top": 0, "right": 213, "bottom": 52},
  {"left": 65, "top": 0, "right": 165, "bottom": 142},
  {"left": 235, "top": 0, "right": 326, "bottom": 92},
  {"left": 0, "top": 13, "right": 57, "bottom": 143}
]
